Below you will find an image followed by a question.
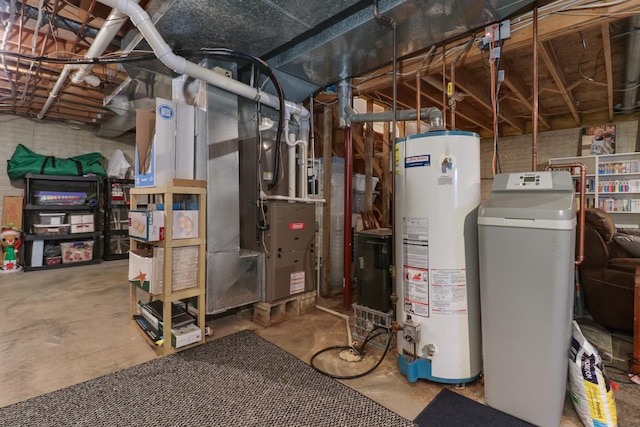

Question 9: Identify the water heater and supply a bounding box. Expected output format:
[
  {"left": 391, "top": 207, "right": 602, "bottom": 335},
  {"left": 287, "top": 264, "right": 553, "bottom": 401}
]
[{"left": 394, "top": 130, "right": 482, "bottom": 384}]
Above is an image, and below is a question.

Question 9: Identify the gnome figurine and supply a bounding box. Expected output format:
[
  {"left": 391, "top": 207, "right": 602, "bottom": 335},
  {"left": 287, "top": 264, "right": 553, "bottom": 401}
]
[{"left": 1, "top": 226, "right": 22, "bottom": 273}]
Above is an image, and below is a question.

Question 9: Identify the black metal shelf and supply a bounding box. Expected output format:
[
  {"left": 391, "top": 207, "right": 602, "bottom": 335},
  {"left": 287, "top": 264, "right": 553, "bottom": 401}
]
[
  {"left": 24, "top": 258, "right": 103, "bottom": 272},
  {"left": 104, "top": 229, "right": 129, "bottom": 237},
  {"left": 24, "top": 204, "right": 97, "bottom": 211},
  {"left": 24, "top": 232, "right": 101, "bottom": 242},
  {"left": 103, "top": 178, "right": 134, "bottom": 261},
  {"left": 22, "top": 174, "right": 102, "bottom": 271},
  {"left": 24, "top": 173, "right": 101, "bottom": 182}
]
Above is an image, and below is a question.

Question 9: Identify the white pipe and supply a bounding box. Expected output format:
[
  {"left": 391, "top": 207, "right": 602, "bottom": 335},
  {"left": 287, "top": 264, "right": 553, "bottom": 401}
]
[
  {"left": 288, "top": 137, "right": 296, "bottom": 198},
  {"left": 96, "top": 0, "right": 310, "bottom": 121},
  {"left": 71, "top": 4, "right": 137, "bottom": 85},
  {"left": 37, "top": 4, "right": 134, "bottom": 119},
  {"left": 298, "top": 141, "right": 308, "bottom": 199},
  {"left": 298, "top": 117, "right": 310, "bottom": 199},
  {"left": 317, "top": 305, "right": 353, "bottom": 347}
]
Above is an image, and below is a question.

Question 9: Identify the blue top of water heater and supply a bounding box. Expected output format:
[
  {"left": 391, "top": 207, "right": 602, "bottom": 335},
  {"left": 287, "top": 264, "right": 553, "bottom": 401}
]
[{"left": 396, "top": 129, "right": 480, "bottom": 144}]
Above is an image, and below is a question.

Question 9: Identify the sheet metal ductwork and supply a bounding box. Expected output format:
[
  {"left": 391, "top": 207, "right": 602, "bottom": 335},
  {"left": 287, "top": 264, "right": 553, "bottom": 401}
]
[
  {"left": 622, "top": 14, "right": 640, "bottom": 113},
  {"left": 100, "top": 0, "right": 535, "bottom": 136}
]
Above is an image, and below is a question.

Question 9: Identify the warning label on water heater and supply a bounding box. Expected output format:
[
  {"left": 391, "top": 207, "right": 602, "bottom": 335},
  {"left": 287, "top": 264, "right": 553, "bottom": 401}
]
[
  {"left": 430, "top": 268, "right": 467, "bottom": 316},
  {"left": 403, "top": 266, "right": 429, "bottom": 317},
  {"left": 403, "top": 217, "right": 428, "bottom": 241}
]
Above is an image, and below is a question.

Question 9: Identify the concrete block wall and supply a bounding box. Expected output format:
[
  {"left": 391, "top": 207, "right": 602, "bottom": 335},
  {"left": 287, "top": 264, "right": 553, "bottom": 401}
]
[
  {"left": 480, "top": 120, "right": 639, "bottom": 200},
  {"left": 0, "top": 115, "right": 135, "bottom": 221}
]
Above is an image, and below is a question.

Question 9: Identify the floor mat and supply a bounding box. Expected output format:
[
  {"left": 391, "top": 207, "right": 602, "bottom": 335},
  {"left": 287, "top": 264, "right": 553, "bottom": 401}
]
[
  {"left": 413, "top": 388, "right": 536, "bottom": 427},
  {"left": 0, "top": 330, "right": 413, "bottom": 427}
]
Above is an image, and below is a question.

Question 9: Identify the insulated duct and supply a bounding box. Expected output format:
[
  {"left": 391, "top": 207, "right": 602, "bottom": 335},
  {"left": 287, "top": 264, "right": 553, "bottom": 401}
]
[{"left": 622, "top": 14, "right": 640, "bottom": 112}]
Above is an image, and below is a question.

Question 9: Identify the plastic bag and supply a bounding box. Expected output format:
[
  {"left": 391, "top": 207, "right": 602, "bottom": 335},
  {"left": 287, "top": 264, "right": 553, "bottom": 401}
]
[
  {"left": 568, "top": 320, "right": 617, "bottom": 427},
  {"left": 106, "top": 149, "right": 131, "bottom": 179}
]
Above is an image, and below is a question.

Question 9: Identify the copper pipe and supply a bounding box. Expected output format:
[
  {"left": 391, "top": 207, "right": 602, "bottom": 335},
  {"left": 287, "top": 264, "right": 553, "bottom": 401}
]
[
  {"left": 416, "top": 71, "right": 421, "bottom": 132},
  {"left": 442, "top": 45, "right": 447, "bottom": 129},
  {"left": 450, "top": 37, "right": 474, "bottom": 130},
  {"left": 343, "top": 126, "right": 353, "bottom": 309},
  {"left": 532, "top": 6, "right": 539, "bottom": 171},
  {"left": 545, "top": 163, "right": 586, "bottom": 266}
]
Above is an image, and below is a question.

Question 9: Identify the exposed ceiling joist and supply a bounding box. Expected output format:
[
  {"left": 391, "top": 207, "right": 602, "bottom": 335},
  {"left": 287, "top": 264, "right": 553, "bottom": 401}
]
[{"left": 539, "top": 40, "right": 581, "bottom": 126}]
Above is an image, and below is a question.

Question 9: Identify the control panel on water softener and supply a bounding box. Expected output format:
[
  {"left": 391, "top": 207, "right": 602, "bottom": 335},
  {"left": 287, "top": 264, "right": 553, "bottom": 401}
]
[{"left": 505, "top": 172, "right": 554, "bottom": 190}]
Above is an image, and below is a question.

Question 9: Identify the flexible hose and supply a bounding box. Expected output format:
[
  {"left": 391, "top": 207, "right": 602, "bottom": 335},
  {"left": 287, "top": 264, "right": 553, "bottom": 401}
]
[{"left": 310, "top": 327, "right": 393, "bottom": 380}]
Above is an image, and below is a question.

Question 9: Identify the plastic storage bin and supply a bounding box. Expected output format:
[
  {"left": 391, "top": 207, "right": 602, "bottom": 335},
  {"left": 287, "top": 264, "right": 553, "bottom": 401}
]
[
  {"left": 38, "top": 212, "right": 66, "bottom": 225},
  {"left": 60, "top": 241, "right": 94, "bottom": 263},
  {"left": 32, "top": 224, "right": 70, "bottom": 235}
]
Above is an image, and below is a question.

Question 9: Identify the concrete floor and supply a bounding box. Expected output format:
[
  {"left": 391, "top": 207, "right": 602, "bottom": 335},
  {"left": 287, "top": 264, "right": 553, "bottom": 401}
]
[{"left": 1, "top": 260, "right": 638, "bottom": 426}]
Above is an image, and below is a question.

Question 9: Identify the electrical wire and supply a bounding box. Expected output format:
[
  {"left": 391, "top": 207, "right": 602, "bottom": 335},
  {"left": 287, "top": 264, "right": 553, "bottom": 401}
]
[
  {"left": 196, "top": 48, "right": 286, "bottom": 190},
  {"left": 310, "top": 326, "right": 394, "bottom": 380}
]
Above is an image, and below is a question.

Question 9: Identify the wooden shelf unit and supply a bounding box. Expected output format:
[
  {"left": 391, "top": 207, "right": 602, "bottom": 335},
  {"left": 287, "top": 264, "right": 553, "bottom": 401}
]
[
  {"left": 129, "top": 182, "right": 207, "bottom": 356},
  {"left": 549, "top": 152, "right": 640, "bottom": 228}
]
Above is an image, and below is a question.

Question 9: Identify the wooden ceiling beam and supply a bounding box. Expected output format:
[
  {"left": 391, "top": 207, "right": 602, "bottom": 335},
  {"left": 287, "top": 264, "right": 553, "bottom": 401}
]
[
  {"left": 402, "top": 80, "right": 492, "bottom": 133},
  {"left": 451, "top": 67, "right": 526, "bottom": 133},
  {"left": 601, "top": 23, "right": 614, "bottom": 122},
  {"left": 501, "top": 57, "right": 551, "bottom": 130},
  {"left": 539, "top": 40, "right": 581, "bottom": 126},
  {"left": 354, "top": 2, "right": 640, "bottom": 94}
]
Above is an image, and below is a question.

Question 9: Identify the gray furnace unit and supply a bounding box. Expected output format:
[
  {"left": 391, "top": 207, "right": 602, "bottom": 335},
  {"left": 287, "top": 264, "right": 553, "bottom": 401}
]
[
  {"left": 259, "top": 201, "right": 316, "bottom": 302},
  {"left": 477, "top": 171, "right": 576, "bottom": 427}
]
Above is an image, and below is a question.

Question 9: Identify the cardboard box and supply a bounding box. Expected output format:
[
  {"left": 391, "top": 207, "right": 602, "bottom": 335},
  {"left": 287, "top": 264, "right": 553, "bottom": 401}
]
[
  {"left": 69, "top": 213, "right": 94, "bottom": 234},
  {"left": 139, "top": 305, "right": 201, "bottom": 348},
  {"left": 128, "top": 246, "right": 198, "bottom": 294},
  {"left": 129, "top": 210, "right": 165, "bottom": 242},
  {"left": 172, "top": 210, "right": 198, "bottom": 239},
  {"left": 135, "top": 98, "right": 196, "bottom": 188},
  {"left": 2, "top": 196, "right": 23, "bottom": 229},
  {"left": 171, "top": 323, "right": 202, "bottom": 348}
]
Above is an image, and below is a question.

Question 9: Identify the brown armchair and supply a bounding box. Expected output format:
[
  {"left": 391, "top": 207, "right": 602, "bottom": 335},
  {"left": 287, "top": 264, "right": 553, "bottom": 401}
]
[
  {"left": 580, "top": 208, "right": 639, "bottom": 333},
  {"left": 579, "top": 208, "right": 640, "bottom": 374}
]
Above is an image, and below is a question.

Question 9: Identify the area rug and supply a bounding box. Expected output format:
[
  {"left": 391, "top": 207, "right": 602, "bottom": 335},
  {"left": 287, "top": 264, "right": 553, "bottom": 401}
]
[
  {"left": 0, "top": 329, "right": 413, "bottom": 427},
  {"left": 414, "top": 388, "right": 536, "bottom": 427}
]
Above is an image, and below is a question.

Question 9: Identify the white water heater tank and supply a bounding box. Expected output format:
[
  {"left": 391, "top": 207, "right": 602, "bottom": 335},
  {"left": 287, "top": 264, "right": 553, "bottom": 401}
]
[{"left": 394, "top": 130, "right": 482, "bottom": 384}]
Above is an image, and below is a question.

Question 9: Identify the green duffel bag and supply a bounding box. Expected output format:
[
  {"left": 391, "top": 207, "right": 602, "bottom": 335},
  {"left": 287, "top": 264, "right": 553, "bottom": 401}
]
[{"left": 7, "top": 144, "right": 106, "bottom": 180}]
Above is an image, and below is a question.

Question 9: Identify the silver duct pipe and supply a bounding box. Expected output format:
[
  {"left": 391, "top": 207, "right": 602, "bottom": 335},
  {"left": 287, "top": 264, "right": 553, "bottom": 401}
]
[
  {"left": 95, "top": 0, "right": 309, "bottom": 122},
  {"left": 337, "top": 79, "right": 352, "bottom": 128},
  {"left": 345, "top": 105, "right": 443, "bottom": 128},
  {"left": 622, "top": 14, "right": 640, "bottom": 112},
  {"left": 37, "top": 4, "right": 135, "bottom": 119}
]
